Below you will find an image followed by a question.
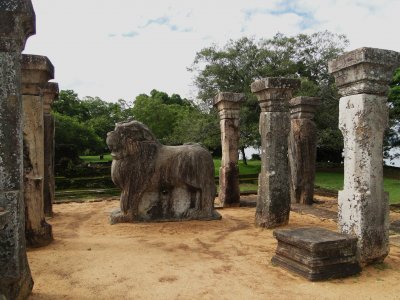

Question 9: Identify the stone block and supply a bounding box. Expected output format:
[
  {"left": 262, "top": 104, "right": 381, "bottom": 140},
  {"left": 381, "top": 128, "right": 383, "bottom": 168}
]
[
  {"left": 328, "top": 47, "right": 400, "bottom": 96},
  {"left": 272, "top": 227, "right": 361, "bottom": 281}
]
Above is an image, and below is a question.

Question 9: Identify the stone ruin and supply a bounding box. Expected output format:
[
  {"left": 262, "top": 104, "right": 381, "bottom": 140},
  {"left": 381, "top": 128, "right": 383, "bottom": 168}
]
[
  {"left": 107, "top": 120, "right": 221, "bottom": 223},
  {"left": 251, "top": 77, "right": 300, "bottom": 228},
  {"left": 329, "top": 47, "right": 400, "bottom": 265},
  {"left": 0, "top": 0, "right": 35, "bottom": 298},
  {"left": 213, "top": 92, "right": 245, "bottom": 208},
  {"left": 42, "top": 82, "right": 59, "bottom": 218},
  {"left": 288, "top": 96, "right": 320, "bottom": 205},
  {"left": 21, "top": 54, "right": 55, "bottom": 247}
]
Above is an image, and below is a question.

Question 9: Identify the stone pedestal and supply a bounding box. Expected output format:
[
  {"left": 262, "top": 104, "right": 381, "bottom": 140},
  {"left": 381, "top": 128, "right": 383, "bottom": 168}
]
[
  {"left": 328, "top": 47, "right": 400, "bottom": 265},
  {"left": 288, "top": 97, "right": 320, "bottom": 205},
  {"left": 42, "top": 83, "right": 58, "bottom": 217},
  {"left": 21, "top": 54, "right": 54, "bottom": 247},
  {"left": 0, "top": 1, "right": 35, "bottom": 299},
  {"left": 272, "top": 227, "right": 361, "bottom": 281},
  {"left": 251, "top": 78, "right": 300, "bottom": 228},
  {"left": 213, "top": 92, "right": 245, "bottom": 207}
]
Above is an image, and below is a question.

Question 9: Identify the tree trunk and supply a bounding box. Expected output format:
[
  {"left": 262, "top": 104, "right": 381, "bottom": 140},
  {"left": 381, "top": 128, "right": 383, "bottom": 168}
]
[{"left": 241, "top": 147, "right": 247, "bottom": 165}]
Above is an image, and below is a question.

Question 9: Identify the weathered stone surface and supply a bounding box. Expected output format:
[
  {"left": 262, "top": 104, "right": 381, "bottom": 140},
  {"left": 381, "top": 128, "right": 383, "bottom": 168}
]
[
  {"left": 328, "top": 47, "right": 400, "bottom": 97},
  {"left": 213, "top": 92, "right": 245, "bottom": 207},
  {"left": 0, "top": 1, "right": 35, "bottom": 299},
  {"left": 107, "top": 121, "right": 221, "bottom": 223},
  {"left": 329, "top": 47, "right": 400, "bottom": 266},
  {"left": 251, "top": 77, "right": 300, "bottom": 228},
  {"left": 42, "top": 82, "right": 58, "bottom": 217},
  {"left": 21, "top": 54, "right": 53, "bottom": 247},
  {"left": 272, "top": 227, "right": 361, "bottom": 281},
  {"left": 288, "top": 97, "right": 320, "bottom": 205}
]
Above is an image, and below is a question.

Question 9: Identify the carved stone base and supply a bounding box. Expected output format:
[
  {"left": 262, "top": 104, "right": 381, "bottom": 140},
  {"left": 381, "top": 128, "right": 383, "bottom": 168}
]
[
  {"left": 110, "top": 208, "right": 221, "bottom": 224},
  {"left": 272, "top": 227, "right": 361, "bottom": 281}
]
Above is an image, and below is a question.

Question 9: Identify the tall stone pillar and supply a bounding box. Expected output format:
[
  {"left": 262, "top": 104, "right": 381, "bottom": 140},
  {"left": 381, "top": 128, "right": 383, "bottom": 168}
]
[
  {"left": 288, "top": 97, "right": 320, "bottom": 205},
  {"left": 42, "top": 82, "right": 58, "bottom": 217},
  {"left": 213, "top": 92, "right": 245, "bottom": 207},
  {"left": 0, "top": 1, "right": 36, "bottom": 299},
  {"left": 251, "top": 78, "right": 300, "bottom": 228},
  {"left": 328, "top": 47, "right": 400, "bottom": 265},
  {"left": 21, "top": 54, "right": 54, "bottom": 247}
]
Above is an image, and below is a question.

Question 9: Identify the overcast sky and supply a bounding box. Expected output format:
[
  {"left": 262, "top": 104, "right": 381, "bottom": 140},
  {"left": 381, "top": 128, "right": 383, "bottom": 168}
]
[{"left": 25, "top": 0, "right": 400, "bottom": 103}]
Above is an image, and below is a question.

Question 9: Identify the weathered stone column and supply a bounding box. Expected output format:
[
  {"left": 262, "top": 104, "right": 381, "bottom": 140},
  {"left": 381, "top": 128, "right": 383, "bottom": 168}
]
[
  {"left": 21, "top": 54, "right": 54, "bottom": 247},
  {"left": 0, "top": 1, "right": 35, "bottom": 299},
  {"left": 328, "top": 47, "right": 400, "bottom": 265},
  {"left": 251, "top": 78, "right": 300, "bottom": 228},
  {"left": 213, "top": 92, "right": 245, "bottom": 207},
  {"left": 288, "top": 97, "right": 320, "bottom": 205},
  {"left": 42, "top": 82, "right": 58, "bottom": 217}
]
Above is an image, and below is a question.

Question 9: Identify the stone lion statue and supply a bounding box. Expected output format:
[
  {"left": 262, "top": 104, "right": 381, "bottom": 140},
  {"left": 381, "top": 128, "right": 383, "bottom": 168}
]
[{"left": 106, "top": 120, "right": 221, "bottom": 223}]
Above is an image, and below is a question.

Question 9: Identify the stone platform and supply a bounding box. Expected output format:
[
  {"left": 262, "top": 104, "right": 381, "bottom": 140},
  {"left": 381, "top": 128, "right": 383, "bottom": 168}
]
[{"left": 272, "top": 227, "right": 361, "bottom": 281}]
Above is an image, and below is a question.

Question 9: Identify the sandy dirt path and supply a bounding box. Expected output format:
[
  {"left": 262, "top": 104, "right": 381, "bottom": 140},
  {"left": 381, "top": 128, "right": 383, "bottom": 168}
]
[{"left": 27, "top": 199, "right": 400, "bottom": 300}]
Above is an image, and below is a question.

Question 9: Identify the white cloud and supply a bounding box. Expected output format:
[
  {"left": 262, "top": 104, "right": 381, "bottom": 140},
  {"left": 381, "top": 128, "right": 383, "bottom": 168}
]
[{"left": 25, "top": 0, "right": 400, "bottom": 103}]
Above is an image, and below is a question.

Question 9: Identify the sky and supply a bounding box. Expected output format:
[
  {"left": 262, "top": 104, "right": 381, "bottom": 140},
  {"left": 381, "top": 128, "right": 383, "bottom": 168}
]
[{"left": 25, "top": 0, "right": 400, "bottom": 103}]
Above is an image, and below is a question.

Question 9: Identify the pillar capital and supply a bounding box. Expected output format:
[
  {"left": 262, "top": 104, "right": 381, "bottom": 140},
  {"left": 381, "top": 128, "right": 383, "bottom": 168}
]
[
  {"left": 0, "top": 0, "right": 36, "bottom": 51},
  {"left": 213, "top": 92, "right": 245, "bottom": 119},
  {"left": 251, "top": 77, "right": 300, "bottom": 112},
  {"left": 289, "top": 96, "right": 320, "bottom": 120},
  {"left": 21, "top": 54, "right": 54, "bottom": 94},
  {"left": 42, "top": 82, "right": 59, "bottom": 114},
  {"left": 328, "top": 47, "right": 400, "bottom": 97}
]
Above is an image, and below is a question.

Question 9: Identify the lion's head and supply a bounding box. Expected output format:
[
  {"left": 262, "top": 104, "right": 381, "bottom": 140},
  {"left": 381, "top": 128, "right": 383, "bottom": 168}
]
[{"left": 106, "top": 120, "right": 159, "bottom": 160}]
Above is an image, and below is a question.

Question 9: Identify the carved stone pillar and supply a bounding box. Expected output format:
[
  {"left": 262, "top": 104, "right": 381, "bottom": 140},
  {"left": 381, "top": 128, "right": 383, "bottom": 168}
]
[
  {"left": 0, "top": 1, "right": 35, "bottom": 298},
  {"left": 329, "top": 47, "right": 400, "bottom": 265},
  {"left": 213, "top": 92, "right": 245, "bottom": 207},
  {"left": 288, "top": 97, "right": 320, "bottom": 205},
  {"left": 42, "top": 82, "right": 58, "bottom": 217},
  {"left": 251, "top": 78, "right": 300, "bottom": 228},
  {"left": 21, "top": 54, "right": 54, "bottom": 247}
]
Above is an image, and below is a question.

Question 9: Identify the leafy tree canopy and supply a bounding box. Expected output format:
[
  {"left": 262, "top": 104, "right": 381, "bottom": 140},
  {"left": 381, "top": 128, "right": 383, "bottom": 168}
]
[{"left": 189, "top": 31, "right": 349, "bottom": 162}]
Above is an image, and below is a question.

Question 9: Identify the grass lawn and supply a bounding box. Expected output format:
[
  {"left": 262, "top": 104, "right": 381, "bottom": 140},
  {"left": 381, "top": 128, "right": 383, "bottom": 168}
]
[
  {"left": 80, "top": 154, "right": 113, "bottom": 163},
  {"left": 80, "top": 155, "right": 399, "bottom": 204},
  {"left": 315, "top": 172, "right": 399, "bottom": 204}
]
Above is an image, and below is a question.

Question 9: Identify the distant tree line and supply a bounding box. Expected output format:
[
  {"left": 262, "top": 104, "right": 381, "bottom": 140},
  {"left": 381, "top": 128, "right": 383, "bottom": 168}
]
[{"left": 54, "top": 30, "right": 400, "bottom": 169}]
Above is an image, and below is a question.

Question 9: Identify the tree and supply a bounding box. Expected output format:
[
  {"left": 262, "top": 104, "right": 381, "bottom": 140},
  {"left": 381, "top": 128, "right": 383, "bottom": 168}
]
[
  {"left": 189, "top": 31, "right": 349, "bottom": 163},
  {"left": 53, "top": 90, "right": 132, "bottom": 158},
  {"left": 54, "top": 112, "right": 103, "bottom": 167},
  {"left": 130, "top": 89, "right": 222, "bottom": 151},
  {"left": 386, "top": 67, "right": 400, "bottom": 159}
]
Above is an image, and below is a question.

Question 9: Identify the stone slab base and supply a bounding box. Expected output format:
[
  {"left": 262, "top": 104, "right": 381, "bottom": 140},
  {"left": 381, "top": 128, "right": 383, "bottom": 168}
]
[
  {"left": 272, "top": 227, "right": 361, "bottom": 281},
  {"left": 110, "top": 208, "right": 221, "bottom": 224}
]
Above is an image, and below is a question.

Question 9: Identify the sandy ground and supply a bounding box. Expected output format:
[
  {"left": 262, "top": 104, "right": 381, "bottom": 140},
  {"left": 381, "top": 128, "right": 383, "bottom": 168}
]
[{"left": 27, "top": 198, "right": 400, "bottom": 300}]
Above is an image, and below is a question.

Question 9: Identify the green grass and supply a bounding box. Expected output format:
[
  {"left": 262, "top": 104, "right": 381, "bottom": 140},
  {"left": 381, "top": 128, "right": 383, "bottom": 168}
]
[
  {"left": 80, "top": 154, "right": 112, "bottom": 163},
  {"left": 80, "top": 155, "right": 399, "bottom": 204},
  {"left": 213, "top": 159, "right": 261, "bottom": 176},
  {"left": 316, "top": 171, "right": 400, "bottom": 204}
]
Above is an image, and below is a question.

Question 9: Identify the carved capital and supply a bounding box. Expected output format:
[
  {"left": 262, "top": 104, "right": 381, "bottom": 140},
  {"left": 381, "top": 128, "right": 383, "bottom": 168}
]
[
  {"left": 21, "top": 54, "right": 55, "bottom": 95},
  {"left": 42, "top": 82, "right": 59, "bottom": 113},
  {"left": 213, "top": 92, "right": 245, "bottom": 119},
  {"left": 0, "top": 0, "right": 35, "bottom": 51},
  {"left": 251, "top": 77, "right": 300, "bottom": 112},
  {"left": 328, "top": 47, "right": 400, "bottom": 97},
  {"left": 289, "top": 96, "right": 320, "bottom": 120}
]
